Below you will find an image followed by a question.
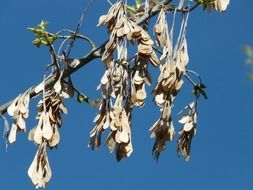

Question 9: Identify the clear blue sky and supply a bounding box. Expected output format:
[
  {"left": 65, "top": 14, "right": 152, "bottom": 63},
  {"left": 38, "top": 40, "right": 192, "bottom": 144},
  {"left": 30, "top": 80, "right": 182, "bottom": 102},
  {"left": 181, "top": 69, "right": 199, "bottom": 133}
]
[{"left": 0, "top": 0, "right": 253, "bottom": 189}]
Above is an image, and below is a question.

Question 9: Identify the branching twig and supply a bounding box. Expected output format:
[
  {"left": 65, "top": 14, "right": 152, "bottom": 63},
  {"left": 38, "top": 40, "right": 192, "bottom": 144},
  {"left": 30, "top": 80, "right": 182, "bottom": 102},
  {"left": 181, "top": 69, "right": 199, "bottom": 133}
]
[
  {"left": 64, "top": 0, "right": 96, "bottom": 58},
  {"left": 55, "top": 30, "right": 96, "bottom": 50},
  {"left": 186, "top": 69, "right": 203, "bottom": 84},
  {"left": 166, "top": 2, "right": 200, "bottom": 13},
  {"left": 184, "top": 72, "right": 197, "bottom": 86}
]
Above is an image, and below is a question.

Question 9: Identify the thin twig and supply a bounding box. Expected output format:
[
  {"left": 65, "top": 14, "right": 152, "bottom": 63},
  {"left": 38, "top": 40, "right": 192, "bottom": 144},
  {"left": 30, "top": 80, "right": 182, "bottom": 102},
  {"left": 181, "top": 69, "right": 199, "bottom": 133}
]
[
  {"left": 44, "top": 31, "right": 60, "bottom": 70},
  {"left": 184, "top": 73, "right": 196, "bottom": 87},
  {"left": 64, "top": 0, "right": 96, "bottom": 58},
  {"left": 186, "top": 69, "right": 203, "bottom": 84},
  {"left": 57, "top": 30, "right": 96, "bottom": 50},
  {"left": 106, "top": 0, "right": 113, "bottom": 6},
  {"left": 165, "top": 2, "right": 200, "bottom": 13}
]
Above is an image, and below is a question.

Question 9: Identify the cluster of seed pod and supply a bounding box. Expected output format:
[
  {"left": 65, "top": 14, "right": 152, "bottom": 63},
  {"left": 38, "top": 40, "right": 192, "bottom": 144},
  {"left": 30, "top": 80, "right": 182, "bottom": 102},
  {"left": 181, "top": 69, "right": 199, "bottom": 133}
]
[
  {"left": 177, "top": 101, "right": 197, "bottom": 161},
  {"left": 90, "top": 1, "right": 160, "bottom": 160},
  {"left": 150, "top": 8, "right": 193, "bottom": 160},
  {"left": 0, "top": 0, "right": 232, "bottom": 188},
  {"left": 28, "top": 142, "right": 51, "bottom": 188},
  {"left": 28, "top": 90, "right": 67, "bottom": 148},
  {"left": 28, "top": 79, "right": 68, "bottom": 187},
  {"left": 7, "top": 90, "right": 30, "bottom": 143}
]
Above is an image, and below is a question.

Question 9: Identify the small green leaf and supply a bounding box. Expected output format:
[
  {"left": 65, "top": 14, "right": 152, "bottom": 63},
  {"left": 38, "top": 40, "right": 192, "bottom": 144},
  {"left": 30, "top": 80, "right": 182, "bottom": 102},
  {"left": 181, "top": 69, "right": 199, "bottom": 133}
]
[
  {"left": 28, "top": 20, "right": 59, "bottom": 48},
  {"left": 199, "top": 83, "right": 207, "bottom": 88},
  {"left": 199, "top": 88, "right": 208, "bottom": 99},
  {"left": 38, "top": 20, "right": 48, "bottom": 30},
  {"left": 192, "top": 89, "right": 199, "bottom": 96},
  {"left": 32, "top": 38, "right": 42, "bottom": 48},
  {"left": 52, "top": 34, "right": 59, "bottom": 41},
  {"left": 135, "top": 0, "right": 142, "bottom": 9},
  {"left": 193, "top": 84, "right": 208, "bottom": 99},
  {"left": 77, "top": 93, "right": 89, "bottom": 104},
  {"left": 27, "top": 27, "right": 36, "bottom": 32},
  {"left": 40, "top": 39, "right": 49, "bottom": 46},
  {"left": 126, "top": 5, "right": 135, "bottom": 12}
]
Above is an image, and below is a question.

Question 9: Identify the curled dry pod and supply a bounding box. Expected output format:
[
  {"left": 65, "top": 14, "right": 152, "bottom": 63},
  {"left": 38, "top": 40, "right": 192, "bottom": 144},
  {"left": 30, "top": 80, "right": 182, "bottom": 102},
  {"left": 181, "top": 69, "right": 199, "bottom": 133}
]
[
  {"left": 97, "top": 15, "right": 107, "bottom": 26},
  {"left": 48, "top": 126, "right": 60, "bottom": 148},
  {"left": 28, "top": 146, "right": 52, "bottom": 188},
  {"left": 8, "top": 123, "right": 17, "bottom": 144},
  {"left": 138, "top": 43, "right": 153, "bottom": 55},
  {"left": 106, "top": 133, "right": 116, "bottom": 153},
  {"left": 34, "top": 126, "right": 43, "bottom": 145},
  {"left": 215, "top": 0, "right": 230, "bottom": 12},
  {"left": 178, "top": 115, "right": 191, "bottom": 124},
  {"left": 17, "top": 114, "right": 26, "bottom": 131},
  {"left": 28, "top": 127, "right": 36, "bottom": 141},
  {"left": 42, "top": 112, "right": 53, "bottom": 140},
  {"left": 183, "top": 121, "right": 194, "bottom": 132},
  {"left": 155, "top": 93, "right": 165, "bottom": 107},
  {"left": 53, "top": 73, "right": 62, "bottom": 94},
  {"left": 33, "top": 112, "right": 44, "bottom": 145},
  {"left": 136, "top": 84, "right": 146, "bottom": 101},
  {"left": 149, "top": 51, "right": 160, "bottom": 67},
  {"left": 7, "top": 95, "right": 21, "bottom": 117}
]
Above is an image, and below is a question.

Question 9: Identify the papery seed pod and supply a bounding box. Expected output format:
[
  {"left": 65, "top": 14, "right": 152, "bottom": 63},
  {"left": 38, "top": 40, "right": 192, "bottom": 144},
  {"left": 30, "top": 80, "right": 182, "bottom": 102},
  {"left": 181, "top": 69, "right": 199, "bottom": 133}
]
[
  {"left": 177, "top": 102, "right": 197, "bottom": 161},
  {"left": 29, "top": 90, "right": 67, "bottom": 148},
  {"left": 7, "top": 90, "right": 30, "bottom": 143},
  {"left": 214, "top": 0, "right": 230, "bottom": 12},
  {"left": 28, "top": 143, "right": 52, "bottom": 188}
]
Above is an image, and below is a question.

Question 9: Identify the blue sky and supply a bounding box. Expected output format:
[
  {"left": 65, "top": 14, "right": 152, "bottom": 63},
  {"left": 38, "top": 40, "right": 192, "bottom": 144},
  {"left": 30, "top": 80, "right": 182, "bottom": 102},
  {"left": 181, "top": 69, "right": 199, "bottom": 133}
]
[{"left": 0, "top": 0, "right": 253, "bottom": 189}]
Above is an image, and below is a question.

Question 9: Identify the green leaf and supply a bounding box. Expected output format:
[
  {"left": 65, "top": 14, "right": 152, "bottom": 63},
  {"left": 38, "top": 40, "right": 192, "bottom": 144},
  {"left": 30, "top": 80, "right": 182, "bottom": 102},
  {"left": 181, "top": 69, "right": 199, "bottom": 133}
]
[
  {"left": 40, "top": 39, "right": 49, "bottom": 46},
  {"left": 193, "top": 83, "right": 208, "bottom": 99},
  {"left": 199, "top": 83, "right": 207, "bottom": 88},
  {"left": 192, "top": 89, "right": 199, "bottom": 96},
  {"left": 126, "top": 5, "right": 135, "bottom": 12},
  {"left": 199, "top": 88, "right": 208, "bottom": 99},
  {"left": 38, "top": 20, "right": 48, "bottom": 30},
  {"left": 27, "top": 27, "right": 36, "bottom": 32},
  {"left": 28, "top": 20, "right": 59, "bottom": 48},
  {"left": 52, "top": 34, "right": 59, "bottom": 41},
  {"left": 32, "top": 38, "right": 42, "bottom": 48},
  {"left": 77, "top": 93, "right": 89, "bottom": 104},
  {"left": 135, "top": 0, "right": 142, "bottom": 9}
]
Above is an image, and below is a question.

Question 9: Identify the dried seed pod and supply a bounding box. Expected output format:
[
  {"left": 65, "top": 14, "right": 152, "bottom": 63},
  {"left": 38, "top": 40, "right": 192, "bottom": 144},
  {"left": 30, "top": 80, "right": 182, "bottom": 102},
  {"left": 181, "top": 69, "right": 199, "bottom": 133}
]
[
  {"left": 94, "top": 0, "right": 167, "bottom": 161},
  {"left": 28, "top": 143, "right": 52, "bottom": 188},
  {"left": 29, "top": 90, "right": 67, "bottom": 148},
  {"left": 7, "top": 90, "right": 30, "bottom": 143},
  {"left": 177, "top": 102, "right": 197, "bottom": 161},
  {"left": 150, "top": 8, "right": 192, "bottom": 159},
  {"left": 214, "top": 0, "right": 230, "bottom": 12},
  {"left": 150, "top": 116, "right": 175, "bottom": 160}
]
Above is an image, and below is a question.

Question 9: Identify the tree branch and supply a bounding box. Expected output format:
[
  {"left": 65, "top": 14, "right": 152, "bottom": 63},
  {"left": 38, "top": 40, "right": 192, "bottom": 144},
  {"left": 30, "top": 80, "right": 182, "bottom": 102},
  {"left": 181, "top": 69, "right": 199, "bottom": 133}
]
[
  {"left": 56, "top": 30, "right": 96, "bottom": 50},
  {"left": 0, "top": 0, "right": 175, "bottom": 116}
]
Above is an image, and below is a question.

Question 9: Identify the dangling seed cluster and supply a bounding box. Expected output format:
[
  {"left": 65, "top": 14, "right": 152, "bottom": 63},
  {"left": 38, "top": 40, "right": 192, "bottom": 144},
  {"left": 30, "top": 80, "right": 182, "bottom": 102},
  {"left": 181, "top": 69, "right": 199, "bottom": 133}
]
[{"left": 1, "top": 0, "right": 230, "bottom": 188}]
